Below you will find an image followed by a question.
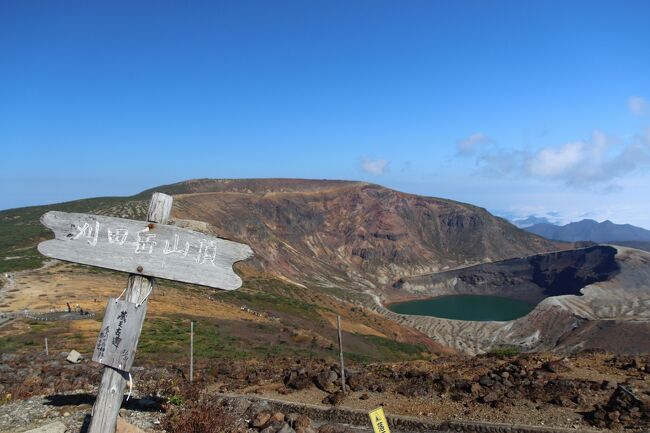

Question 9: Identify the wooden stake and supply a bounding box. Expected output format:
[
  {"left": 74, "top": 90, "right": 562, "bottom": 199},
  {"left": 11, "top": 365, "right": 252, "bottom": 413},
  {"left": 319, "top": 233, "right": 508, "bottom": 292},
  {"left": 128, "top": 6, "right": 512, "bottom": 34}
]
[
  {"left": 44, "top": 337, "right": 48, "bottom": 356},
  {"left": 190, "top": 321, "right": 194, "bottom": 383},
  {"left": 88, "top": 193, "right": 172, "bottom": 433},
  {"left": 337, "top": 315, "right": 346, "bottom": 394}
]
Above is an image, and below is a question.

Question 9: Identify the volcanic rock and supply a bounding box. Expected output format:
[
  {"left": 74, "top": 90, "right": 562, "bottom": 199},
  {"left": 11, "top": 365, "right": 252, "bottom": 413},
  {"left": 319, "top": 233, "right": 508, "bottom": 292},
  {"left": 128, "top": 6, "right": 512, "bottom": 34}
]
[
  {"left": 252, "top": 411, "right": 272, "bottom": 428},
  {"left": 322, "top": 391, "right": 345, "bottom": 406}
]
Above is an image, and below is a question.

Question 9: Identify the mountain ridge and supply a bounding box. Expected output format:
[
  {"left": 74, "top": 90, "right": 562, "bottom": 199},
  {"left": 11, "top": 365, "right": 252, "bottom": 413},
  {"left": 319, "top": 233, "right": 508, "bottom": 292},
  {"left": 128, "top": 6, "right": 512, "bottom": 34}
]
[
  {"left": 159, "top": 179, "right": 562, "bottom": 292},
  {"left": 2, "top": 178, "right": 649, "bottom": 358},
  {"left": 525, "top": 218, "right": 650, "bottom": 243},
  {"left": 1, "top": 178, "right": 563, "bottom": 292}
]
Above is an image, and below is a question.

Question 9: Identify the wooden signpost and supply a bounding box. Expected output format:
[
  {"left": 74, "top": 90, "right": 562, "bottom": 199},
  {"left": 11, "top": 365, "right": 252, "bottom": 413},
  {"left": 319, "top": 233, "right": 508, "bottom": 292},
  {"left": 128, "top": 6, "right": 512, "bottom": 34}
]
[
  {"left": 39, "top": 209, "right": 252, "bottom": 290},
  {"left": 337, "top": 315, "right": 346, "bottom": 394},
  {"left": 37, "top": 192, "right": 253, "bottom": 433},
  {"left": 190, "top": 321, "right": 194, "bottom": 383}
]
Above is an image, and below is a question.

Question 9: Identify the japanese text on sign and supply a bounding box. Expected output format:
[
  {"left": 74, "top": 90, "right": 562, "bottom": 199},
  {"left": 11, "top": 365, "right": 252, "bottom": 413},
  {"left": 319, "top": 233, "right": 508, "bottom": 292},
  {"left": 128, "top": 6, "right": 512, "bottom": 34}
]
[
  {"left": 368, "top": 407, "right": 391, "bottom": 433},
  {"left": 72, "top": 223, "right": 221, "bottom": 266}
]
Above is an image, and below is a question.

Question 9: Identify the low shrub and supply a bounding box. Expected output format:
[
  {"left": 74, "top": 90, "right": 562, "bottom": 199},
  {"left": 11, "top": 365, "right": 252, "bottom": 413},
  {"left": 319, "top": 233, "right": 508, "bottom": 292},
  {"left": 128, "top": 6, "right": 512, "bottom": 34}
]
[{"left": 162, "top": 400, "right": 245, "bottom": 433}]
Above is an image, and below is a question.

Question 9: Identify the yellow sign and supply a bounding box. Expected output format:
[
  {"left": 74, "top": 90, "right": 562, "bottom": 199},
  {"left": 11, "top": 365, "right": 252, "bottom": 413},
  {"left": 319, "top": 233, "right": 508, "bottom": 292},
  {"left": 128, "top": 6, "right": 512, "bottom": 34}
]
[{"left": 368, "top": 407, "right": 391, "bottom": 433}]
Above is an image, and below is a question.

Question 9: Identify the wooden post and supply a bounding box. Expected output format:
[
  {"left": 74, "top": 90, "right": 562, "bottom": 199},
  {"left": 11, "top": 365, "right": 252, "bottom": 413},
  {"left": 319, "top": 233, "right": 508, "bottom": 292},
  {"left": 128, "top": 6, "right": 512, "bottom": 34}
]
[
  {"left": 44, "top": 337, "right": 48, "bottom": 356},
  {"left": 88, "top": 192, "right": 172, "bottom": 433},
  {"left": 189, "top": 321, "right": 194, "bottom": 383},
  {"left": 337, "top": 315, "right": 346, "bottom": 394}
]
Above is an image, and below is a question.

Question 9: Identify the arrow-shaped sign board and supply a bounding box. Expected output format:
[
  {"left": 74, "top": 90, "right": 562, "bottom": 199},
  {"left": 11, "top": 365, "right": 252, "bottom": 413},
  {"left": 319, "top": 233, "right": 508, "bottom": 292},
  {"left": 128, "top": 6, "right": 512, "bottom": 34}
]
[
  {"left": 37, "top": 194, "right": 254, "bottom": 433},
  {"left": 38, "top": 211, "right": 253, "bottom": 290}
]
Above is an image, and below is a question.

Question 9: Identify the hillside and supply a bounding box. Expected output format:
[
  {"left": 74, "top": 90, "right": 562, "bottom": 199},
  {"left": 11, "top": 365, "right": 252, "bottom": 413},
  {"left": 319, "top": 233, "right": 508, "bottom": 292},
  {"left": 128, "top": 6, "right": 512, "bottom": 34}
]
[
  {"left": 154, "top": 179, "right": 561, "bottom": 291},
  {"left": 2, "top": 179, "right": 650, "bottom": 433},
  {"left": 1, "top": 178, "right": 561, "bottom": 292},
  {"left": 8, "top": 178, "right": 650, "bottom": 358},
  {"left": 611, "top": 240, "right": 650, "bottom": 252},
  {"left": 525, "top": 219, "right": 650, "bottom": 243},
  {"left": 0, "top": 178, "right": 566, "bottom": 362},
  {"left": 0, "top": 196, "right": 149, "bottom": 273}
]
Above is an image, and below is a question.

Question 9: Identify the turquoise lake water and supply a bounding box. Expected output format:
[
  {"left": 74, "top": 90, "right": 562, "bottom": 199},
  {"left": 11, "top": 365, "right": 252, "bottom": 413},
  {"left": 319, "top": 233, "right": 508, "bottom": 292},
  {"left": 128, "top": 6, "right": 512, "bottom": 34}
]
[{"left": 387, "top": 295, "right": 536, "bottom": 321}]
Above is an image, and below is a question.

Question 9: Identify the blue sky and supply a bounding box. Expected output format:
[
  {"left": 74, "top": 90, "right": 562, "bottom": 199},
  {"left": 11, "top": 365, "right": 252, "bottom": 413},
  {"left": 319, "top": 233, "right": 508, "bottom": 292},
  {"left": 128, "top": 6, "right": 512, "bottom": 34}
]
[{"left": 2, "top": 1, "right": 649, "bottom": 228}]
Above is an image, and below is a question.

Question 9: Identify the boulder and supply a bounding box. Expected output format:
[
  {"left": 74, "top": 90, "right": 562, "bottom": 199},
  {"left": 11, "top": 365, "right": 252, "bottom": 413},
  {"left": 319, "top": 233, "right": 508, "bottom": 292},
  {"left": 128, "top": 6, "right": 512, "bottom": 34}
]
[
  {"left": 270, "top": 412, "right": 285, "bottom": 423},
  {"left": 294, "top": 414, "right": 311, "bottom": 430},
  {"left": 247, "top": 400, "right": 272, "bottom": 418},
  {"left": 66, "top": 350, "right": 82, "bottom": 364},
  {"left": 482, "top": 392, "right": 499, "bottom": 403},
  {"left": 588, "top": 385, "right": 650, "bottom": 429},
  {"left": 601, "top": 380, "right": 617, "bottom": 390},
  {"left": 284, "top": 368, "right": 312, "bottom": 390},
  {"left": 322, "top": 391, "right": 345, "bottom": 406},
  {"left": 607, "top": 411, "right": 621, "bottom": 422},
  {"left": 346, "top": 373, "right": 366, "bottom": 392},
  {"left": 542, "top": 361, "right": 556, "bottom": 373},
  {"left": 252, "top": 410, "right": 272, "bottom": 428},
  {"left": 315, "top": 370, "right": 339, "bottom": 393},
  {"left": 478, "top": 375, "right": 493, "bottom": 387}
]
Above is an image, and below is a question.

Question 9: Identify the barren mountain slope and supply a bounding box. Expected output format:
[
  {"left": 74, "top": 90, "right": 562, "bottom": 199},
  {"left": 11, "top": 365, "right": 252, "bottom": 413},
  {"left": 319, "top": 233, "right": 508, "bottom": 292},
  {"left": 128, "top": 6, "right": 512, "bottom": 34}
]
[
  {"left": 158, "top": 179, "right": 560, "bottom": 290},
  {"left": 0, "top": 178, "right": 574, "bottom": 358},
  {"left": 0, "top": 261, "right": 450, "bottom": 363}
]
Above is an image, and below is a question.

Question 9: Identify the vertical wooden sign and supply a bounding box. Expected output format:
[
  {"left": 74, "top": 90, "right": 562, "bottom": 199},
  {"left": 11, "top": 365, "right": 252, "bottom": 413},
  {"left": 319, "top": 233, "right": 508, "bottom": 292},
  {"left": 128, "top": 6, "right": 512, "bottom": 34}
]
[
  {"left": 88, "top": 193, "right": 172, "bottom": 433},
  {"left": 92, "top": 298, "right": 147, "bottom": 371}
]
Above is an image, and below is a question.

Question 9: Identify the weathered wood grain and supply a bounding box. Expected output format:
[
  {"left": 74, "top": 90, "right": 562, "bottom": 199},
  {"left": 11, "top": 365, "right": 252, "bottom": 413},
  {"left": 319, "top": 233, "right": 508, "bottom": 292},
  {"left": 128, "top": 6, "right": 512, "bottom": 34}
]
[
  {"left": 38, "top": 210, "right": 253, "bottom": 290},
  {"left": 92, "top": 297, "right": 147, "bottom": 371},
  {"left": 89, "top": 194, "right": 172, "bottom": 433},
  {"left": 147, "top": 192, "right": 173, "bottom": 223}
]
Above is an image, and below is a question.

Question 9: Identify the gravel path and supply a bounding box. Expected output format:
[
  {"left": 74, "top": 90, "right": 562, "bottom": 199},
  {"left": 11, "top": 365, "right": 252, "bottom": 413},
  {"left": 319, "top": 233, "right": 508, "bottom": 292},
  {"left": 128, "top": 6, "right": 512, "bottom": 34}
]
[{"left": 0, "top": 393, "right": 163, "bottom": 433}]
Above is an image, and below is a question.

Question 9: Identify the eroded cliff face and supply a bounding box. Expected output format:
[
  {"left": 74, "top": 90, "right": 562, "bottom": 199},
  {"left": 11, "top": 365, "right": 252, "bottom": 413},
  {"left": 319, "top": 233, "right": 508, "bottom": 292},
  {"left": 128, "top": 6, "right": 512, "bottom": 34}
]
[
  {"left": 143, "top": 179, "right": 649, "bottom": 356},
  {"left": 391, "top": 245, "right": 619, "bottom": 304},
  {"left": 378, "top": 247, "right": 650, "bottom": 355},
  {"left": 164, "top": 179, "right": 560, "bottom": 290}
]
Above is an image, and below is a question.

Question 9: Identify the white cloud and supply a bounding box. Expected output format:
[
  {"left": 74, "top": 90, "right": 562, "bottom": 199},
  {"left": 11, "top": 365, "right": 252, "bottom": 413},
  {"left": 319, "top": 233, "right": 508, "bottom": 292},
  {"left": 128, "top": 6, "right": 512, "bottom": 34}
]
[
  {"left": 628, "top": 96, "right": 648, "bottom": 116},
  {"left": 477, "top": 130, "right": 650, "bottom": 188},
  {"left": 360, "top": 158, "right": 389, "bottom": 175},
  {"left": 456, "top": 132, "right": 494, "bottom": 156},
  {"left": 527, "top": 130, "right": 609, "bottom": 181}
]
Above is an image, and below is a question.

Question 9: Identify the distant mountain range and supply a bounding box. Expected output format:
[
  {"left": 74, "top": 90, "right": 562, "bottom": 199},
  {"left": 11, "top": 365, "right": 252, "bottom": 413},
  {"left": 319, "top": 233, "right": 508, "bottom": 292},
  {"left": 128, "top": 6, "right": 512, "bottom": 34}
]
[{"left": 524, "top": 219, "right": 650, "bottom": 244}]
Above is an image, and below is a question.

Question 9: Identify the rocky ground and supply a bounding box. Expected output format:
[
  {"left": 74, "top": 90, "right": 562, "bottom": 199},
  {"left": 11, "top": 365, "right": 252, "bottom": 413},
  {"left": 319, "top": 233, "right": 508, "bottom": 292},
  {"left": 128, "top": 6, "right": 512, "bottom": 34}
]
[{"left": 1, "top": 350, "right": 649, "bottom": 432}]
